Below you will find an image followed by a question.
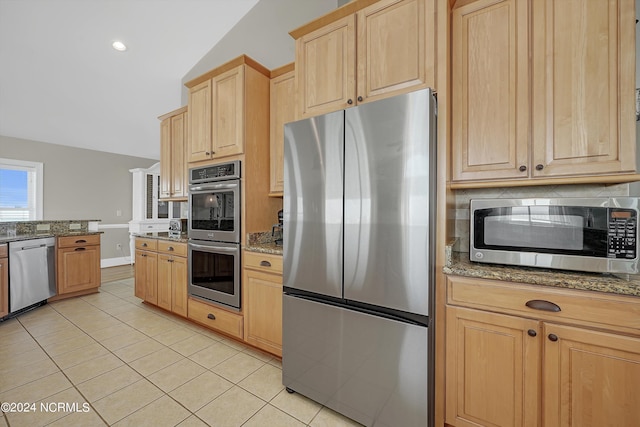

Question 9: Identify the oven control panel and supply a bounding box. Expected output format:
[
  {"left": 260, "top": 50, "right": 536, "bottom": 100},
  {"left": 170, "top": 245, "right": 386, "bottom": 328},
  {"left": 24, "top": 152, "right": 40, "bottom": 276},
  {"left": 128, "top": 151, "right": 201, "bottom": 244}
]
[
  {"left": 190, "top": 161, "right": 240, "bottom": 183},
  {"left": 607, "top": 208, "right": 637, "bottom": 259}
]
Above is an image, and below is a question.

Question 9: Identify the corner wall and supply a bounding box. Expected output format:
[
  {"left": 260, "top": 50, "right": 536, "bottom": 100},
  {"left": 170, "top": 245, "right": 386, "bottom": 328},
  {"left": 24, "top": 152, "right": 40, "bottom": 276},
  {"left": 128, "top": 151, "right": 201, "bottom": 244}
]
[{"left": 0, "top": 135, "right": 157, "bottom": 265}]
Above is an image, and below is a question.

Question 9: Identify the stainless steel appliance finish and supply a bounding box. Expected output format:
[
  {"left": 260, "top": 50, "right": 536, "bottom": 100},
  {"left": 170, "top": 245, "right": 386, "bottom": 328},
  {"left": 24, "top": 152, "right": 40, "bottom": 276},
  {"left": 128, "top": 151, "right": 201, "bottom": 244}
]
[
  {"left": 9, "top": 237, "right": 56, "bottom": 313},
  {"left": 188, "top": 161, "right": 240, "bottom": 243},
  {"left": 470, "top": 197, "right": 640, "bottom": 273},
  {"left": 283, "top": 89, "right": 436, "bottom": 427},
  {"left": 169, "top": 218, "right": 187, "bottom": 236},
  {"left": 188, "top": 240, "right": 240, "bottom": 310}
]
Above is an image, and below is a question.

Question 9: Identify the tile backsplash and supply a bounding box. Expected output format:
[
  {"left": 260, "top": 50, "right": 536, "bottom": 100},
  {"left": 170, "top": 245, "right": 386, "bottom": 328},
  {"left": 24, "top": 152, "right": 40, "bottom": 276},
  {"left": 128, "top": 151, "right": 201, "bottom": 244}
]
[{"left": 453, "top": 183, "right": 630, "bottom": 252}]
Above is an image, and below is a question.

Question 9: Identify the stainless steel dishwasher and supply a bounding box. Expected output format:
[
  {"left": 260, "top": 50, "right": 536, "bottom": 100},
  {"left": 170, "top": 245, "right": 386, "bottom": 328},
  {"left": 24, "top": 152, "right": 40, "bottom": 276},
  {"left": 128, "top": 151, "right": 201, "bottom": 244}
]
[{"left": 9, "top": 237, "right": 56, "bottom": 313}]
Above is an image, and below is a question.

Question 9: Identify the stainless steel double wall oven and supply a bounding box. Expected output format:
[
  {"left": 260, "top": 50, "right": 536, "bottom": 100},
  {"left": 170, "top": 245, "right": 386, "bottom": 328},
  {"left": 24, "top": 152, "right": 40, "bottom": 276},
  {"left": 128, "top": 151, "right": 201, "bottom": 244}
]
[{"left": 188, "top": 161, "right": 241, "bottom": 310}]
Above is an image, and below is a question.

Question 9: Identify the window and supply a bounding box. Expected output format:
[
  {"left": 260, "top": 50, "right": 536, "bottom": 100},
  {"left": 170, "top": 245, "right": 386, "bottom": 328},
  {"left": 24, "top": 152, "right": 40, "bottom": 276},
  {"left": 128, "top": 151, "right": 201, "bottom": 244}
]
[{"left": 0, "top": 158, "right": 43, "bottom": 221}]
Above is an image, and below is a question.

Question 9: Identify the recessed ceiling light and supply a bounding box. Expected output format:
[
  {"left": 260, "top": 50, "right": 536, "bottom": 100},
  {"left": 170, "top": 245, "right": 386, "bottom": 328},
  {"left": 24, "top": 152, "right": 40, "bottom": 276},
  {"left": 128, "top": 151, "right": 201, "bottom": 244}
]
[{"left": 112, "top": 41, "right": 127, "bottom": 52}]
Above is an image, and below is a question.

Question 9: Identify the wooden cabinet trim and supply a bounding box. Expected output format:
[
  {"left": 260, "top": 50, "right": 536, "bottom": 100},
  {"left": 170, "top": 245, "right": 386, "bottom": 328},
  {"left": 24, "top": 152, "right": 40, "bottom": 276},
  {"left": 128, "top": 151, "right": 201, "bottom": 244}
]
[
  {"left": 185, "top": 54, "right": 269, "bottom": 88},
  {"left": 450, "top": 173, "right": 640, "bottom": 189},
  {"left": 270, "top": 62, "right": 295, "bottom": 79},
  {"left": 289, "top": 0, "right": 380, "bottom": 39},
  {"left": 0, "top": 244, "right": 7, "bottom": 258},
  {"left": 158, "top": 105, "right": 187, "bottom": 121}
]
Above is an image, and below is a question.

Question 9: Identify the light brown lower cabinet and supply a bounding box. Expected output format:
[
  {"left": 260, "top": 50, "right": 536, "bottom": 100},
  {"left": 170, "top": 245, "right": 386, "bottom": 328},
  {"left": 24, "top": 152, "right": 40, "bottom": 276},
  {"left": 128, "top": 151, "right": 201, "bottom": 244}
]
[
  {"left": 445, "top": 275, "right": 640, "bottom": 427},
  {"left": 243, "top": 251, "right": 283, "bottom": 356},
  {"left": 188, "top": 297, "right": 243, "bottom": 340},
  {"left": 56, "top": 234, "right": 101, "bottom": 296},
  {"left": 134, "top": 238, "right": 186, "bottom": 317},
  {"left": 0, "top": 244, "right": 8, "bottom": 318}
]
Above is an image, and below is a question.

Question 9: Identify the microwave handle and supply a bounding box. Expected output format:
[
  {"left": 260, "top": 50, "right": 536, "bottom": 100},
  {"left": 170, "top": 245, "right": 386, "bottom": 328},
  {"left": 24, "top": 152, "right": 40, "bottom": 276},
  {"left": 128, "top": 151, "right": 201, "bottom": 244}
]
[{"left": 189, "top": 242, "right": 238, "bottom": 253}]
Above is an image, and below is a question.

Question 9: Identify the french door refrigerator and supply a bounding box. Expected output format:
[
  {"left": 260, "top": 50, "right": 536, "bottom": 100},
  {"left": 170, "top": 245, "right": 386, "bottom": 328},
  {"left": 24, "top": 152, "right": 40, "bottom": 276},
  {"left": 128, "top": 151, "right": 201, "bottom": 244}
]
[{"left": 283, "top": 88, "right": 436, "bottom": 427}]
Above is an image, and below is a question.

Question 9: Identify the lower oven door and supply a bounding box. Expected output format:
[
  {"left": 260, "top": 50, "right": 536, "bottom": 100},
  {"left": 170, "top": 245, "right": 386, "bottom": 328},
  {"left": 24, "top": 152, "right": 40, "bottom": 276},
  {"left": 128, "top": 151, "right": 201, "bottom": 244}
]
[{"left": 188, "top": 240, "right": 240, "bottom": 310}]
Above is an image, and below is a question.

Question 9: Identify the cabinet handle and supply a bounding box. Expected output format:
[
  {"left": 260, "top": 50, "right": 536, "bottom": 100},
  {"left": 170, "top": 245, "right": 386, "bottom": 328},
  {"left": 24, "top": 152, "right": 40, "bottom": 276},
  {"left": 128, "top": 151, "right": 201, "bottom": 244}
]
[
  {"left": 74, "top": 247, "right": 86, "bottom": 251},
  {"left": 260, "top": 260, "right": 272, "bottom": 267},
  {"left": 347, "top": 99, "right": 353, "bottom": 105},
  {"left": 168, "top": 259, "right": 174, "bottom": 263},
  {"left": 519, "top": 165, "right": 527, "bottom": 172},
  {"left": 527, "top": 329, "right": 537, "bottom": 337},
  {"left": 357, "top": 96, "right": 363, "bottom": 102},
  {"left": 75, "top": 239, "right": 87, "bottom": 243},
  {"left": 207, "top": 313, "right": 216, "bottom": 320},
  {"left": 167, "top": 246, "right": 174, "bottom": 251},
  {"left": 535, "top": 164, "right": 544, "bottom": 171},
  {"left": 140, "top": 253, "right": 146, "bottom": 257},
  {"left": 525, "top": 299, "right": 561, "bottom": 312},
  {"left": 142, "top": 243, "right": 147, "bottom": 247},
  {"left": 548, "top": 334, "right": 559, "bottom": 342},
  {"left": 206, "top": 151, "right": 210, "bottom": 155}
]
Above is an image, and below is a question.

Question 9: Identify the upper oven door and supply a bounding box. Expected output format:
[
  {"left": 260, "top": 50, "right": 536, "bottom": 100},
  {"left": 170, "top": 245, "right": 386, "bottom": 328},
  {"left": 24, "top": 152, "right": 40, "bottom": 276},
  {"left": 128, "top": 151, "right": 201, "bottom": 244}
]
[{"left": 189, "top": 180, "right": 240, "bottom": 243}]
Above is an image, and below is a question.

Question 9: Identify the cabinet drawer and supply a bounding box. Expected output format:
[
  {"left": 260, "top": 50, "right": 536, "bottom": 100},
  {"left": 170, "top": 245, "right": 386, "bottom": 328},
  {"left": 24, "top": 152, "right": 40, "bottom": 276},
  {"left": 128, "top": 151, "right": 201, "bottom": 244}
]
[
  {"left": 188, "top": 297, "right": 243, "bottom": 339},
  {"left": 58, "top": 234, "right": 100, "bottom": 248},
  {"left": 0, "top": 244, "right": 7, "bottom": 258},
  {"left": 157, "top": 241, "right": 187, "bottom": 257},
  {"left": 243, "top": 251, "right": 283, "bottom": 275},
  {"left": 135, "top": 238, "right": 158, "bottom": 251},
  {"left": 447, "top": 275, "right": 640, "bottom": 334}
]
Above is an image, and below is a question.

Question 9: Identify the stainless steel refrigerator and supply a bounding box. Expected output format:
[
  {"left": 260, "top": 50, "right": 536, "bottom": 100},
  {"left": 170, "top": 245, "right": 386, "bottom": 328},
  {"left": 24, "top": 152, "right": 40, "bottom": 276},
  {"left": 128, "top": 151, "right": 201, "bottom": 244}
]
[{"left": 283, "top": 88, "right": 436, "bottom": 427}]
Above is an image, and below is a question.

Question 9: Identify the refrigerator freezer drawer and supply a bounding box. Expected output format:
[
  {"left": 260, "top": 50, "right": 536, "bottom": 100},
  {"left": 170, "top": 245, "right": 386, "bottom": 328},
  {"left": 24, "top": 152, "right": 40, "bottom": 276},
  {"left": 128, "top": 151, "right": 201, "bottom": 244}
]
[{"left": 283, "top": 294, "right": 428, "bottom": 427}]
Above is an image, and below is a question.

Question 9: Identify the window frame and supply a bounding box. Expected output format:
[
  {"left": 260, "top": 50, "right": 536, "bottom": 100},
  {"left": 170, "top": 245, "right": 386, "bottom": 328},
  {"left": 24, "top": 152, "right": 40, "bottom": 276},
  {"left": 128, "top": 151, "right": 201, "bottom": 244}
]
[{"left": 0, "top": 158, "right": 44, "bottom": 221}]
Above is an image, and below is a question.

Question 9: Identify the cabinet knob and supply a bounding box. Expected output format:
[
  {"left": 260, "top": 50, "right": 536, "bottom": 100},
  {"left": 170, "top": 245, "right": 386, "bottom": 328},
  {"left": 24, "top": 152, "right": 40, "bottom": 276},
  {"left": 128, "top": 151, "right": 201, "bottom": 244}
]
[
  {"left": 535, "top": 164, "right": 544, "bottom": 171},
  {"left": 548, "top": 334, "right": 559, "bottom": 342},
  {"left": 525, "top": 299, "right": 561, "bottom": 312},
  {"left": 527, "top": 329, "right": 537, "bottom": 337},
  {"left": 347, "top": 99, "right": 353, "bottom": 105},
  {"left": 357, "top": 96, "right": 363, "bottom": 102},
  {"left": 205, "top": 151, "right": 210, "bottom": 156},
  {"left": 207, "top": 313, "right": 216, "bottom": 320},
  {"left": 168, "top": 246, "right": 174, "bottom": 251},
  {"left": 260, "top": 260, "right": 272, "bottom": 267},
  {"left": 519, "top": 165, "right": 527, "bottom": 172},
  {"left": 142, "top": 243, "right": 147, "bottom": 247}
]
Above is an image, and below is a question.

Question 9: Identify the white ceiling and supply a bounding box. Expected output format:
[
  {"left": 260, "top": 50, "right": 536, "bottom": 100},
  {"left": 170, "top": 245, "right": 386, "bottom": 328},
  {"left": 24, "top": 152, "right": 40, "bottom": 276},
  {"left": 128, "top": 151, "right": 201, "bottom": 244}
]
[{"left": 0, "top": 0, "right": 260, "bottom": 160}]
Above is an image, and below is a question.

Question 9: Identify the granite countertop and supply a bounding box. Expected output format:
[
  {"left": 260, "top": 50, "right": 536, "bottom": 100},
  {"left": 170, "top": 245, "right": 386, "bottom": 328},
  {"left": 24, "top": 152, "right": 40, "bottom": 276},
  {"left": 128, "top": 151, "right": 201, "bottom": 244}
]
[
  {"left": 0, "top": 231, "right": 102, "bottom": 245},
  {"left": 133, "top": 232, "right": 188, "bottom": 243},
  {"left": 444, "top": 251, "right": 640, "bottom": 298},
  {"left": 245, "top": 231, "right": 283, "bottom": 255}
]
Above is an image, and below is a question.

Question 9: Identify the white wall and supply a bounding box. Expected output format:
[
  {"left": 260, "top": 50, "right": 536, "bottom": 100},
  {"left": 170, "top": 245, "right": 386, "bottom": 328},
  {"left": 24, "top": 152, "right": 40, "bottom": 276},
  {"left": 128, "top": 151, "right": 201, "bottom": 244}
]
[
  {"left": 181, "top": 0, "right": 339, "bottom": 102},
  {"left": 0, "top": 135, "right": 157, "bottom": 263}
]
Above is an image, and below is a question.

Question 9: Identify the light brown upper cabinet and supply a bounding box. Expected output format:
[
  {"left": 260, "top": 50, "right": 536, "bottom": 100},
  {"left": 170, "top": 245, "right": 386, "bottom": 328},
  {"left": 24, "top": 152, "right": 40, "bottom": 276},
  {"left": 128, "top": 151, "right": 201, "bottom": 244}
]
[
  {"left": 186, "top": 55, "right": 270, "bottom": 164},
  {"left": 159, "top": 106, "right": 187, "bottom": 199},
  {"left": 291, "top": 0, "right": 435, "bottom": 118},
  {"left": 269, "top": 63, "right": 296, "bottom": 196},
  {"left": 452, "top": 0, "right": 637, "bottom": 186}
]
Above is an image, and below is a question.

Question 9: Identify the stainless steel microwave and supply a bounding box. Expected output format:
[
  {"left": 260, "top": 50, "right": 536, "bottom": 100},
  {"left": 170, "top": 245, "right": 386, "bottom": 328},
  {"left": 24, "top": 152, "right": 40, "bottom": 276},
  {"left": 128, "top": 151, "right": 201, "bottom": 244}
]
[{"left": 470, "top": 197, "right": 639, "bottom": 274}]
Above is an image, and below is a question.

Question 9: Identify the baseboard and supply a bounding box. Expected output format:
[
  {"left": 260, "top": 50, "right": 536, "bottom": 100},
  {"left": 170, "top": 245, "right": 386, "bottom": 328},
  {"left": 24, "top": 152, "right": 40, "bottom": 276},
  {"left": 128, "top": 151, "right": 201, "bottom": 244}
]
[{"left": 101, "top": 256, "right": 131, "bottom": 268}]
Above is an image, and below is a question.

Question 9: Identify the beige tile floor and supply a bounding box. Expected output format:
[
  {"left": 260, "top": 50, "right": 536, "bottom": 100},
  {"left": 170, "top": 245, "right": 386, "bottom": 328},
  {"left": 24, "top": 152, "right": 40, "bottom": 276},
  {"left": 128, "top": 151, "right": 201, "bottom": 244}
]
[{"left": 0, "top": 276, "right": 362, "bottom": 427}]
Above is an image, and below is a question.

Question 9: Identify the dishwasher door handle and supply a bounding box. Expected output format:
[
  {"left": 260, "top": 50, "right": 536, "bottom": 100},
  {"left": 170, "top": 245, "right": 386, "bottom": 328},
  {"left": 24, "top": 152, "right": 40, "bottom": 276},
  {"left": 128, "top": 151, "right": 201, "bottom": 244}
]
[{"left": 20, "top": 244, "right": 47, "bottom": 250}]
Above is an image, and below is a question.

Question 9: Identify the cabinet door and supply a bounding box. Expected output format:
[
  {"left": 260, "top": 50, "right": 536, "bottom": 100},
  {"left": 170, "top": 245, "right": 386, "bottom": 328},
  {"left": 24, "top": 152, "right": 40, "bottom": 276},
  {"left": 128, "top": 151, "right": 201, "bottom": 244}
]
[
  {"left": 188, "top": 79, "right": 212, "bottom": 163},
  {"left": 57, "top": 246, "right": 101, "bottom": 294},
  {"left": 451, "top": 0, "right": 529, "bottom": 182},
  {"left": 157, "top": 255, "right": 172, "bottom": 311},
  {"left": 531, "top": 0, "right": 636, "bottom": 177},
  {"left": 171, "top": 112, "right": 186, "bottom": 197},
  {"left": 243, "top": 269, "right": 283, "bottom": 356},
  {"left": 159, "top": 118, "right": 171, "bottom": 198},
  {"left": 0, "top": 258, "right": 8, "bottom": 318},
  {"left": 171, "top": 256, "right": 188, "bottom": 317},
  {"left": 269, "top": 69, "right": 295, "bottom": 195},
  {"left": 543, "top": 323, "right": 640, "bottom": 427},
  {"left": 211, "top": 66, "right": 244, "bottom": 158},
  {"left": 445, "top": 306, "right": 540, "bottom": 427},
  {"left": 296, "top": 14, "right": 356, "bottom": 117},
  {"left": 135, "top": 250, "right": 157, "bottom": 304},
  {"left": 134, "top": 250, "right": 146, "bottom": 299},
  {"left": 356, "top": 0, "right": 433, "bottom": 104}
]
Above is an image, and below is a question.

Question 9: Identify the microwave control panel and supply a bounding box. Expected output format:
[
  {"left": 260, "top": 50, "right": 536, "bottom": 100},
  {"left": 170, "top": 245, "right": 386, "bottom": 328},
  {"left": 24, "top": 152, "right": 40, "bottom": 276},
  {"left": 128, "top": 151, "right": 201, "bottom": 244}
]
[{"left": 607, "top": 208, "right": 637, "bottom": 259}]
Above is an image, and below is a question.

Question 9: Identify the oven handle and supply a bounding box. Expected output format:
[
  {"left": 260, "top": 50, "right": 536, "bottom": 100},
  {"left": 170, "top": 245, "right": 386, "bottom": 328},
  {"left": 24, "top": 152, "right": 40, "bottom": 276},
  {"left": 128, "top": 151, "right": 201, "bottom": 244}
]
[
  {"left": 190, "top": 182, "right": 238, "bottom": 192},
  {"left": 189, "top": 242, "right": 239, "bottom": 253}
]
